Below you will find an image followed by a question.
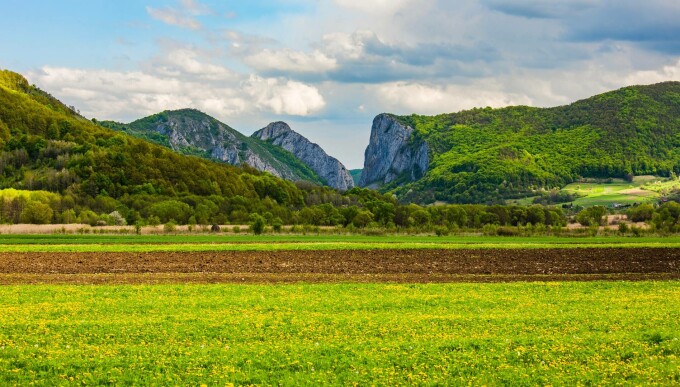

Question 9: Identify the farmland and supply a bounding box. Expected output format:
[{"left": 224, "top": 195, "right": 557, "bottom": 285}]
[
  {"left": 507, "top": 176, "right": 680, "bottom": 208},
  {"left": 1, "top": 234, "right": 680, "bottom": 384},
  {"left": 560, "top": 176, "right": 667, "bottom": 207}
]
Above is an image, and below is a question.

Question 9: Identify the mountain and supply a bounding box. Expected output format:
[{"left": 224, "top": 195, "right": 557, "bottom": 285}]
[
  {"left": 359, "top": 114, "right": 429, "bottom": 189},
  {"left": 252, "top": 122, "right": 354, "bottom": 191},
  {"left": 360, "top": 82, "right": 680, "bottom": 204},
  {"left": 100, "top": 110, "right": 325, "bottom": 186},
  {"left": 0, "top": 69, "right": 328, "bottom": 224},
  {"left": 349, "top": 169, "right": 363, "bottom": 186}
]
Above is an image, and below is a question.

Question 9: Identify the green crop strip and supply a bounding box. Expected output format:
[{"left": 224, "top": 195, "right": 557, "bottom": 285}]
[{"left": 2, "top": 234, "right": 680, "bottom": 252}]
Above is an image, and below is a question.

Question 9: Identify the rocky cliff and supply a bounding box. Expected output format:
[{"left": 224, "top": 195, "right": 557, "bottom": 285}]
[
  {"left": 359, "top": 114, "right": 429, "bottom": 188},
  {"left": 252, "top": 122, "right": 354, "bottom": 191},
  {"left": 102, "top": 109, "right": 325, "bottom": 185}
]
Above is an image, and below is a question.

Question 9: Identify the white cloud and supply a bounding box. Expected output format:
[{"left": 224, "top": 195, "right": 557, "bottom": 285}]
[
  {"left": 160, "top": 49, "right": 236, "bottom": 80},
  {"left": 376, "top": 81, "right": 533, "bottom": 114},
  {"left": 244, "top": 76, "right": 326, "bottom": 116},
  {"left": 245, "top": 49, "right": 337, "bottom": 74},
  {"left": 25, "top": 65, "right": 325, "bottom": 121},
  {"left": 146, "top": 6, "right": 202, "bottom": 30},
  {"left": 180, "top": 0, "right": 213, "bottom": 15},
  {"left": 321, "top": 31, "right": 370, "bottom": 60},
  {"left": 625, "top": 59, "right": 680, "bottom": 85},
  {"left": 334, "top": 0, "right": 416, "bottom": 13}
]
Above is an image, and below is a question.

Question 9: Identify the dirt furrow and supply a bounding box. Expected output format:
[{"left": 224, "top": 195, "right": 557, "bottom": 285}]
[{"left": 0, "top": 248, "right": 679, "bottom": 283}]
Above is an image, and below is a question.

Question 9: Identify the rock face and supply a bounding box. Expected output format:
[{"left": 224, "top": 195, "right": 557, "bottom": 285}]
[
  {"left": 252, "top": 122, "right": 355, "bottom": 191},
  {"left": 117, "top": 109, "right": 326, "bottom": 184},
  {"left": 359, "top": 114, "right": 429, "bottom": 188},
  {"left": 145, "top": 110, "right": 294, "bottom": 179}
]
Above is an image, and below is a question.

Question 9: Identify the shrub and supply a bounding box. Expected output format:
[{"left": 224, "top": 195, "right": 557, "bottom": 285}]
[
  {"left": 627, "top": 204, "right": 654, "bottom": 222},
  {"left": 232, "top": 226, "right": 241, "bottom": 234},
  {"left": 147, "top": 216, "right": 161, "bottom": 227},
  {"left": 434, "top": 226, "right": 449, "bottom": 236},
  {"left": 272, "top": 217, "right": 283, "bottom": 233},
  {"left": 108, "top": 211, "right": 127, "bottom": 226},
  {"left": 164, "top": 220, "right": 177, "bottom": 233},
  {"left": 496, "top": 227, "right": 519, "bottom": 236},
  {"left": 134, "top": 221, "right": 143, "bottom": 235},
  {"left": 249, "top": 214, "right": 266, "bottom": 235}
]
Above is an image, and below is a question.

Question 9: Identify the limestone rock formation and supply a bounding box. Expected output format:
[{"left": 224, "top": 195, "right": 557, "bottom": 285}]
[
  {"left": 110, "top": 109, "right": 327, "bottom": 184},
  {"left": 359, "top": 113, "right": 429, "bottom": 188},
  {"left": 252, "top": 122, "right": 355, "bottom": 191}
]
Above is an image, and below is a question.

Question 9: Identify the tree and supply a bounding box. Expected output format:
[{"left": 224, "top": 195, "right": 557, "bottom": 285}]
[
  {"left": 250, "top": 213, "right": 266, "bottom": 235},
  {"left": 147, "top": 200, "right": 192, "bottom": 224},
  {"left": 352, "top": 210, "right": 374, "bottom": 228},
  {"left": 61, "top": 209, "right": 77, "bottom": 224},
  {"left": 576, "top": 206, "right": 607, "bottom": 227},
  {"left": 20, "top": 201, "right": 53, "bottom": 224},
  {"left": 108, "top": 211, "right": 127, "bottom": 226}
]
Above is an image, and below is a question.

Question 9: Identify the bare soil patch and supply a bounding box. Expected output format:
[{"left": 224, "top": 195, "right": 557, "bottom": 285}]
[{"left": 0, "top": 248, "right": 678, "bottom": 284}]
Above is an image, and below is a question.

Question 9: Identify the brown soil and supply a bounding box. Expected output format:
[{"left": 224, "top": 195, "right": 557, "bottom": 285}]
[{"left": 0, "top": 248, "right": 679, "bottom": 284}]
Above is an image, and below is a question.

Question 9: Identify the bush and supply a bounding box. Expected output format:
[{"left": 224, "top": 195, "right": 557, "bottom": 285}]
[
  {"left": 134, "top": 221, "right": 143, "bottom": 235},
  {"left": 164, "top": 220, "right": 177, "bottom": 233},
  {"left": 434, "top": 226, "right": 449, "bottom": 236},
  {"left": 108, "top": 211, "right": 127, "bottom": 226},
  {"left": 631, "top": 225, "right": 643, "bottom": 237},
  {"left": 232, "top": 226, "right": 241, "bottom": 234},
  {"left": 148, "top": 215, "right": 161, "bottom": 227},
  {"left": 627, "top": 204, "right": 654, "bottom": 222},
  {"left": 272, "top": 217, "right": 283, "bottom": 233},
  {"left": 249, "top": 214, "right": 266, "bottom": 235},
  {"left": 496, "top": 226, "right": 519, "bottom": 236}
]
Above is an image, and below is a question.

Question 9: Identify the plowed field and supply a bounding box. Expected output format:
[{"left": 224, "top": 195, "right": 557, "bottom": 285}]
[{"left": 1, "top": 248, "right": 678, "bottom": 284}]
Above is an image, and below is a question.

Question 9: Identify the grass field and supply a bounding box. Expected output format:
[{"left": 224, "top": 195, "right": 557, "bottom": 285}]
[
  {"left": 1, "top": 282, "right": 678, "bottom": 385},
  {"left": 3, "top": 234, "right": 680, "bottom": 252}
]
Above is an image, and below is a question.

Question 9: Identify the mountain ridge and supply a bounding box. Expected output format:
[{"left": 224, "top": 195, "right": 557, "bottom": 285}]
[
  {"left": 100, "top": 109, "right": 327, "bottom": 186},
  {"left": 361, "top": 81, "right": 680, "bottom": 204},
  {"left": 252, "top": 122, "right": 354, "bottom": 191},
  {"left": 0, "top": 69, "right": 331, "bottom": 225}
]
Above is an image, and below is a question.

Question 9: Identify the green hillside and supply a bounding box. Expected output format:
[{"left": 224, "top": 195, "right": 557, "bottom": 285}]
[
  {"left": 0, "top": 70, "right": 324, "bottom": 224},
  {"left": 386, "top": 82, "right": 680, "bottom": 204},
  {"left": 349, "top": 169, "right": 362, "bottom": 185},
  {"left": 100, "top": 110, "right": 325, "bottom": 186}
]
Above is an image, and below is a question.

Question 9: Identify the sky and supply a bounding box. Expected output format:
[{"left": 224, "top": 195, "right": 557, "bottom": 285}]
[{"left": 1, "top": 0, "right": 679, "bottom": 169}]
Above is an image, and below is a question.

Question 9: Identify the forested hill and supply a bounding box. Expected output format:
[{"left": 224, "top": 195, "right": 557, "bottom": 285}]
[
  {"left": 0, "top": 69, "right": 329, "bottom": 224},
  {"left": 100, "top": 110, "right": 326, "bottom": 186},
  {"left": 374, "top": 82, "right": 680, "bottom": 204}
]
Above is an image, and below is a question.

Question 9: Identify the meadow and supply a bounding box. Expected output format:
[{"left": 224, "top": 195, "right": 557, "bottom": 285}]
[{"left": 1, "top": 282, "right": 679, "bottom": 385}]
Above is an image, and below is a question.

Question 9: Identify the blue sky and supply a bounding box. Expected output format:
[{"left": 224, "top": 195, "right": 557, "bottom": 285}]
[{"left": 1, "top": 0, "right": 679, "bottom": 168}]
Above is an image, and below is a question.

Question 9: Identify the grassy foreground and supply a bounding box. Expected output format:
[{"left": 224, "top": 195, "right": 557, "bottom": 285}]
[
  {"left": 3, "top": 234, "right": 680, "bottom": 252},
  {"left": 1, "top": 282, "right": 679, "bottom": 385}
]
